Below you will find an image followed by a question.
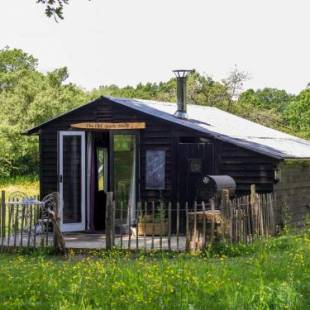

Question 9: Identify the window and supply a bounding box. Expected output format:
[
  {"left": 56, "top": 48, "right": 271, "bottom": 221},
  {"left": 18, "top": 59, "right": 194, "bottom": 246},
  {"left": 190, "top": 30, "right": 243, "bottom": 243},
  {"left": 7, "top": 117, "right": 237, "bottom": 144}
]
[
  {"left": 189, "top": 159, "right": 202, "bottom": 173},
  {"left": 145, "top": 150, "right": 165, "bottom": 190},
  {"left": 96, "top": 147, "right": 107, "bottom": 191},
  {"left": 113, "top": 134, "right": 136, "bottom": 222}
]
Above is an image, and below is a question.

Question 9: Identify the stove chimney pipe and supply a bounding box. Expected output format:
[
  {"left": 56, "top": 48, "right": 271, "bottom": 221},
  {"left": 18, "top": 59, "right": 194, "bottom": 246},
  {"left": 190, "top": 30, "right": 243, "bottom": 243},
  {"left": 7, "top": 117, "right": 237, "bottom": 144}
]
[{"left": 173, "top": 69, "right": 192, "bottom": 119}]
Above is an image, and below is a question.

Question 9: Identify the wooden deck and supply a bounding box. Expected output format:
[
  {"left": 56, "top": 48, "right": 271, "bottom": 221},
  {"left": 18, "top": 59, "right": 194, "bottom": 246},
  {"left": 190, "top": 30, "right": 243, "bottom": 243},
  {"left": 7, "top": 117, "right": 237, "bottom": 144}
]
[
  {"left": 64, "top": 233, "right": 187, "bottom": 251},
  {"left": 2, "top": 232, "right": 187, "bottom": 251}
]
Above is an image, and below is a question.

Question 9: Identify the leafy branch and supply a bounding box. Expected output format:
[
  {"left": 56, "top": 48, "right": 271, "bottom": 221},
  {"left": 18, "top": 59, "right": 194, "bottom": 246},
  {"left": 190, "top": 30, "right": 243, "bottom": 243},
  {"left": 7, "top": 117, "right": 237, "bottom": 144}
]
[{"left": 37, "top": 0, "right": 69, "bottom": 21}]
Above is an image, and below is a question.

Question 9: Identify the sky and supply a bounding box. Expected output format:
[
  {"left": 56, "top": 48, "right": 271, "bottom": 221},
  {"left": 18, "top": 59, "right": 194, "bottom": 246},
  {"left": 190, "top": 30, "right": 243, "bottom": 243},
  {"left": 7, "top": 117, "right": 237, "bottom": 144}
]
[{"left": 1, "top": 0, "right": 310, "bottom": 94}]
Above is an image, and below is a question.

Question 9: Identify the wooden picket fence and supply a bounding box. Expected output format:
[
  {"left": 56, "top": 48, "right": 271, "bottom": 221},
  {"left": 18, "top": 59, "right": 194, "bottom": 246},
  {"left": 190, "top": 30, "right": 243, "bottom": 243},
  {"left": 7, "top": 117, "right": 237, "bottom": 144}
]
[
  {"left": 0, "top": 186, "right": 277, "bottom": 253},
  {"left": 105, "top": 186, "right": 277, "bottom": 251},
  {"left": 0, "top": 191, "right": 64, "bottom": 253},
  {"left": 219, "top": 186, "right": 276, "bottom": 244}
]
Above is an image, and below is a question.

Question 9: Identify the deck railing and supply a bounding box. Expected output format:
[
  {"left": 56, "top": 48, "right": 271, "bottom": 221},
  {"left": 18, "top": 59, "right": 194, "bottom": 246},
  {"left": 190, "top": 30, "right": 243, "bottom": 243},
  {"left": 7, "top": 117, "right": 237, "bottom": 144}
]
[
  {"left": 105, "top": 187, "right": 277, "bottom": 251},
  {"left": 0, "top": 191, "right": 63, "bottom": 253},
  {"left": 0, "top": 186, "right": 277, "bottom": 253}
]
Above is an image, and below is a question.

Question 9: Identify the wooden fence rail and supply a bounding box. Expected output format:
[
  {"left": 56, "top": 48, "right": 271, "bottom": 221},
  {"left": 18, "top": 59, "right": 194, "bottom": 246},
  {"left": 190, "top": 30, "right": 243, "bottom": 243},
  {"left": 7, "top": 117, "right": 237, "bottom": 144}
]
[
  {"left": 0, "top": 191, "right": 57, "bottom": 252},
  {"left": 0, "top": 187, "right": 277, "bottom": 253},
  {"left": 105, "top": 189, "right": 277, "bottom": 251}
]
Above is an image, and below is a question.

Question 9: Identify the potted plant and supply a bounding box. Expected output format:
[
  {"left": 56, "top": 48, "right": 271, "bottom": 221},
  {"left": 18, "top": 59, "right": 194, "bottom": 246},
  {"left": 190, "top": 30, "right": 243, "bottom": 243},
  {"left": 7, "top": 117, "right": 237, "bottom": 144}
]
[{"left": 137, "top": 207, "right": 168, "bottom": 236}]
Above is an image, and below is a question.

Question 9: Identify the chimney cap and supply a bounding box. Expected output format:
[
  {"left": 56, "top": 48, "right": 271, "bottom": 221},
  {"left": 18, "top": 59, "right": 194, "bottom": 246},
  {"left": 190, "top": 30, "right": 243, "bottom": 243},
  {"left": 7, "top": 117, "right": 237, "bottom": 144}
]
[{"left": 172, "top": 69, "right": 193, "bottom": 78}]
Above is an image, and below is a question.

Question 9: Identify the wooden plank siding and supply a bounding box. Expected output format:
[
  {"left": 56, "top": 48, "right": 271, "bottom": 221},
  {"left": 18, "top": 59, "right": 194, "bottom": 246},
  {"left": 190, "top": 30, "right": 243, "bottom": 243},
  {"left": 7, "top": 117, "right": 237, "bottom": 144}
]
[
  {"left": 216, "top": 141, "right": 277, "bottom": 194},
  {"left": 38, "top": 97, "right": 279, "bottom": 204},
  {"left": 274, "top": 162, "right": 310, "bottom": 227}
]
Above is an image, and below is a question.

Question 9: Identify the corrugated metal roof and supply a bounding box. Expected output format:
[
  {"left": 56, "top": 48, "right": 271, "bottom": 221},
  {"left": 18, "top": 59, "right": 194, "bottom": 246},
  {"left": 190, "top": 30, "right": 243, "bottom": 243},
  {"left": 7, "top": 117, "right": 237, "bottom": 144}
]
[
  {"left": 108, "top": 96, "right": 310, "bottom": 159},
  {"left": 25, "top": 95, "right": 310, "bottom": 159}
]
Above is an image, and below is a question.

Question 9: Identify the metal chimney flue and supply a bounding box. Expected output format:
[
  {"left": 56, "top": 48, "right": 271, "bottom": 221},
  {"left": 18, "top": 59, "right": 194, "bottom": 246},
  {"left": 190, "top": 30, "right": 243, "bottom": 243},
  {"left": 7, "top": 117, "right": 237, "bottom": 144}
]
[{"left": 173, "top": 69, "right": 192, "bottom": 119}]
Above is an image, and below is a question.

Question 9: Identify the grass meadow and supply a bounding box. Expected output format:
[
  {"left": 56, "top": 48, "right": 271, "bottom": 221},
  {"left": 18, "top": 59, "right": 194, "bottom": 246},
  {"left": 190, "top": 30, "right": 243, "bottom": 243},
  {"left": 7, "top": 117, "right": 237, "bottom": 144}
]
[
  {"left": 0, "top": 176, "right": 39, "bottom": 197},
  {"left": 0, "top": 232, "right": 310, "bottom": 309},
  {"left": 0, "top": 177, "right": 309, "bottom": 309}
]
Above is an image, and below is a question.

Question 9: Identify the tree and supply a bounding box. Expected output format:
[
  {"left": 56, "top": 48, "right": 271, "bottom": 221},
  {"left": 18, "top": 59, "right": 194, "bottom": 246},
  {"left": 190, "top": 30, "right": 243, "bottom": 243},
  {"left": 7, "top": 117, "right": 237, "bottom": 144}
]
[
  {"left": 89, "top": 71, "right": 231, "bottom": 108},
  {"left": 186, "top": 71, "right": 230, "bottom": 108},
  {"left": 284, "top": 89, "right": 310, "bottom": 138},
  {"left": 0, "top": 48, "right": 88, "bottom": 176},
  {"left": 0, "top": 47, "right": 37, "bottom": 73},
  {"left": 37, "top": 0, "right": 69, "bottom": 20},
  {"left": 37, "top": 0, "right": 92, "bottom": 20},
  {"left": 0, "top": 47, "right": 38, "bottom": 91},
  {"left": 2, "top": 47, "right": 309, "bottom": 176},
  {"left": 232, "top": 87, "right": 294, "bottom": 134},
  {"left": 238, "top": 88, "right": 292, "bottom": 112},
  {"left": 223, "top": 66, "right": 250, "bottom": 110}
]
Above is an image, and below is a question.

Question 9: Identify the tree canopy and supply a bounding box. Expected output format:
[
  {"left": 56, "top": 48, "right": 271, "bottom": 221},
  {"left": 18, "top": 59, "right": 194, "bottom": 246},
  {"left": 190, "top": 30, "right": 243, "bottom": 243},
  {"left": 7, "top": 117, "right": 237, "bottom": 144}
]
[
  {"left": 1, "top": 47, "right": 309, "bottom": 177},
  {"left": 0, "top": 47, "right": 88, "bottom": 176},
  {"left": 284, "top": 89, "right": 310, "bottom": 137}
]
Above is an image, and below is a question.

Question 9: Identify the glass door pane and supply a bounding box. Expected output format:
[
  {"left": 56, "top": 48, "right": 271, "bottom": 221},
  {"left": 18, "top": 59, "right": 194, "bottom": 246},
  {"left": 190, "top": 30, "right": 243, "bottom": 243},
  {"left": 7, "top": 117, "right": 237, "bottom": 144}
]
[
  {"left": 113, "top": 134, "right": 136, "bottom": 225},
  {"left": 59, "top": 131, "right": 85, "bottom": 232},
  {"left": 63, "top": 135, "right": 81, "bottom": 223}
]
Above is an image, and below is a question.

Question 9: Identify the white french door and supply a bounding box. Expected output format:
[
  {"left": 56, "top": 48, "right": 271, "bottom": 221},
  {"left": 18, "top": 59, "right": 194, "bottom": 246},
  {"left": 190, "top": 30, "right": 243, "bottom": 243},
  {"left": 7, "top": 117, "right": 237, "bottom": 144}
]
[{"left": 59, "top": 131, "right": 86, "bottom": 232}]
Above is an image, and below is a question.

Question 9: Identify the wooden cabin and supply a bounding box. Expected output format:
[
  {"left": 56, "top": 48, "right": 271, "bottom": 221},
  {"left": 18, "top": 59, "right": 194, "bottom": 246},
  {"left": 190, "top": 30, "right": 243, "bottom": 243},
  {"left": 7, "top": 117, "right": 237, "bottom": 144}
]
[{"left": 26, "top": 94, "right": 310, "bottom": 232}]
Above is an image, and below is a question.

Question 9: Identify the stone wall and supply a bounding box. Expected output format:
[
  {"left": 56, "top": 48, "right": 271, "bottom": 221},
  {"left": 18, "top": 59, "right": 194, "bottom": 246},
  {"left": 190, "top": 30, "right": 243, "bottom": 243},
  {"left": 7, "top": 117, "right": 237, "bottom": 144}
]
[{"left": 274, "top": 160, "right": 310, "bottom": 227}]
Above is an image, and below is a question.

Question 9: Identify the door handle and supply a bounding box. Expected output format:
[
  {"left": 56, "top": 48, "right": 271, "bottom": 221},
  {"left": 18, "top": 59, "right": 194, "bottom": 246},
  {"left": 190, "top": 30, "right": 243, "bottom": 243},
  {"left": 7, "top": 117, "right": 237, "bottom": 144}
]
[{"left": 59, "top": 175, "right": 63, "bottom": 183}]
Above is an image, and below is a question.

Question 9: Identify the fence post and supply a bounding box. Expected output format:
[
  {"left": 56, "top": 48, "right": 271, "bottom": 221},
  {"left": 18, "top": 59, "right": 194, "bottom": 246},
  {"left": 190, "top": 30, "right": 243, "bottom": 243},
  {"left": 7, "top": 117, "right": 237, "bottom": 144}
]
[
  {"left": 53, "top": 196, "right": 59, "bottom": 250},
  {"left": 105, "top": 192, "right": 113, "bottom": 250},
  {"left": 127, "top": 201, "right": 132, "bottom": 250},
  {"left": 168, "top": 202, "right": 171, "bottom": 251},
  {"left": 112, "top": 200, "right": 115, "bottom": 247},
  {"left": 1, "top": 191, "right": 5, "bottom": 240},
  {"left": 193, "top": 201, "right": 197, "bottom": 251},
  {"left": 202, "top": 201, "right": 206, "bottom": 249},
  {"left": 136, "top": 201, "right": 140, "bottom": 250},
  {"left": 144, "top": 202, "right": 147, "bottom": 250},
  {"left": 250, "top": 184, "right": 257, "bottom": 235},
  {"left": 269, "top": 194, "right": 276, "bottom": 235},
  {"left": 1, "top": 191, "right": 5, "bottom": 251},
  {"left": 258, "top": 195, "right": 264, "bottom": 236},
  {"left": 151, "top": 201, "right": 155, "bottom": 250},
  {"left": 210, "top": 198, "right": 215, "bottom": 243},
  {"left": 250, "top": 185, "right": 256, "bottom": 203},
  {"left": 176, "top": 202, "right": 180, "bottom": 251},
  {"left": 185, "top": 202, "right": 190, "bottom": 252},
  {"left": 220, "top": 190, "right": 229, "bottom": 241}
]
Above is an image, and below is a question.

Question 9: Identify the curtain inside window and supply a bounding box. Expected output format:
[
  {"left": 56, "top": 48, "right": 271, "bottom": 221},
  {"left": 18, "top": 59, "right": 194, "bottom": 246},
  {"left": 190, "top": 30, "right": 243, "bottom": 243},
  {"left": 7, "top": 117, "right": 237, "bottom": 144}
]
[{"left": 127, "top": 142, "right": 136, "bottom": 225}]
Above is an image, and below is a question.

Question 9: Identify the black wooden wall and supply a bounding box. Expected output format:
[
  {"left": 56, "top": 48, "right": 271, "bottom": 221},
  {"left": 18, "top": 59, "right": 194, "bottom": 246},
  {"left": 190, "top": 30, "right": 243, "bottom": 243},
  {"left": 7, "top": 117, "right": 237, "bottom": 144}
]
[
  {"left": 216, "top": 142, "right": 277, "bottom": 194},
  {"left": 39, "top": 100, "right": 100, "bottom": 199},
  {"left": 38, "top": 97, "right": 279, "bottom": 201}
]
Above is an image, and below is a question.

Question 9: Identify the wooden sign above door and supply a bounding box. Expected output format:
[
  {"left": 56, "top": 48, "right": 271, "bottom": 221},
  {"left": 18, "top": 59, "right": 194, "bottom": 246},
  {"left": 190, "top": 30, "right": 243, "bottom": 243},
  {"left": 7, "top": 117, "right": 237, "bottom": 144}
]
[{"left": 71, "top": 122, "right": 146, "bottom": 130}]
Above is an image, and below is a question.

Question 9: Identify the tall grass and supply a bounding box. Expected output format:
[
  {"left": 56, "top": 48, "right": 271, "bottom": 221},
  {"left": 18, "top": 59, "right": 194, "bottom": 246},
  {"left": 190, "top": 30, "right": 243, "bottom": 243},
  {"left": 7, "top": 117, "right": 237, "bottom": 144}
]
[
  {"left": 0, "top": 231, "right": 310, "bottom": 309},
  {"left": 0, "top": 175, "right": 39, "bottom": 197}
]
